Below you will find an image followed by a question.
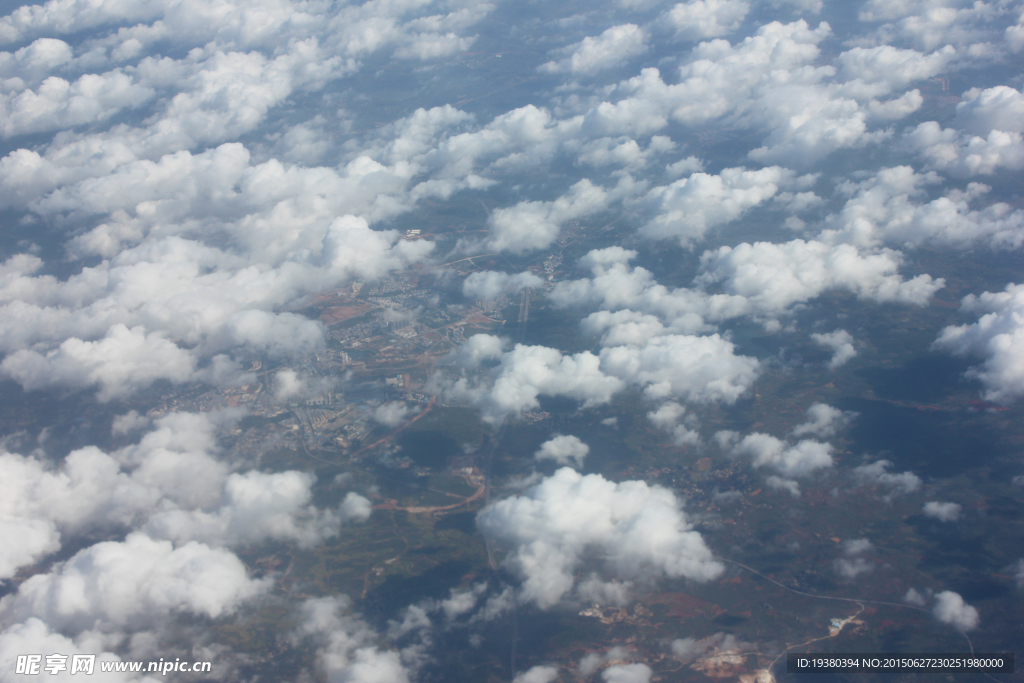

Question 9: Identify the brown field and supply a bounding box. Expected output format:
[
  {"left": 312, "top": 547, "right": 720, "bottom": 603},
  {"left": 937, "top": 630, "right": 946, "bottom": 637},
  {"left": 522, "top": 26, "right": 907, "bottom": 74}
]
[{"left": 321, "top": 302, "right": 376, "bottom": 325}]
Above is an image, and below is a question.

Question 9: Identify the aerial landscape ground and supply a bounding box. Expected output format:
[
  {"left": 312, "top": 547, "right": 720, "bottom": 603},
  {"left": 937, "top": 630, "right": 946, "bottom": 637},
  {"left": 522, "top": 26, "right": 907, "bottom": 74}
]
[{"left": 0, "top": 0, "right": 1022, "bottom": 682}]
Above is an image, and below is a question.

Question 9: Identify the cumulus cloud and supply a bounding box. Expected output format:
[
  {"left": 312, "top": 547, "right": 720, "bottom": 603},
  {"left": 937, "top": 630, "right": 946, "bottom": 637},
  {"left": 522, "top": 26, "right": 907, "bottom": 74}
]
[
  {"left": 540, "top": 24, "right": 647, "bottom": 75},
  {"left": 923, "top": 501, "right": 962, "bottom": 522},
  {"left": 933, "top": 283, "right": 1024, "bottom": 402},
  {"left": 1, "top": 533, "right": 271, "bottom": 634},
  {"left": 698, "top": 240, "right": 944, "bottom": 313},
  {"left": 727, "top": 433, "right": 834, "bottom": 478},
  {"left": 463, "top": 270, "right": 543, "bottom": 301},
  {"left": 933, "top": 590, "right": 979, "bottom": 631},
  {"left": 647, "top": 402, "right": 701, "bottom": 446},
  {"left": 853, "top": 460, "right": 922, "bottom": 494},
  {"left": 820, "top": 166, "right": 1024, "bottom": 248},
  {"left": 766, "top": 475, "right": 800, "bottom": 496},
  {"left": 477, "top": 468, "right": 722, "bottom": 608},
  {"left": 834, "top": 538, "right": 874, "bottom": 578},
  {"left": 904, "top": 587, "right": 928, "bottom": 606},
  {"left": 513, "top": 665, "right": 559, "bottom": 683},
  {"left": 535, "top": 434, "right": 590, "bottom": 468},
  {"left": 485, "top": 179, "right": 612, "bottom": 253},
  {"left": 291, "top": 596, "right": 411, "bottom": 683},
  {"left": 792, "top": 403, "right": 856, "bottom": 438},
  {"left": 639, "top": 166, "right": 801, "bottom": 247},
  {"left": 811, "top": 330, "right": 858, "bottom": 369},
  {"left": 578, "top": 21, "right": 947, "bottom": 165},
  {"left": 662, "top": 0, "right": 749, "bottom": 41},
  {"left": 372, "top": 401, "right": 420, "bottom": 428},
  {"left": 555, "top": 244, "right": 940, "bottom": 334},
  {"left": 603, "top": 663, "right": 653, "bottom": 683}
]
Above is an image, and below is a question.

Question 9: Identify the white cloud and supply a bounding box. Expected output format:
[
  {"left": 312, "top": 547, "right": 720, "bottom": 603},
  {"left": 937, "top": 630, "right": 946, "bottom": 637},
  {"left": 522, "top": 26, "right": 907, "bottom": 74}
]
[
  {"left": 0, "top": 533, "right": 270, "bottom": 634},
  {"left": 662, "top": 0, "right": 749, "bottom": 41},
  {"left": 463, "top": 271, "right": 543, "bottom": 301},
  {"left": 728, "top": 433, "right": 834, "bottom": 478},
  {"left": 513, "top": 665, "right": 559, "bottom": 683},
  {"left": 639, "top": 166, "right": 798, "bottom": 247},
  {"left": 766, "top": 475, "right": 800, "bottom": 496},
  {"left": 477, "top": 468, "right": 722, "bottom": 608},
  {"left": 923, "top": 501, "right": 962, "bottom": 522},
  {"left": 933, "top": 284, "right": 1024, "bottom": 402},
  {"left": 485, "top": 179, "right": 611, "bottom": 253},
  {"left": 535, "top": 434, "right": 590, "bottom": 468},
  {"left": 445, "top": 343, "right": 624, "bottom": 424},
  {"left": 603, "top": 663, "right": 653, "bottom": 683},
  {"left": 853, "top": 460, "right": 922, "bottom": 493},
  {"left": 448, "top": 333, "right": 507, "bottom": 369},
  {"left": 144, "top": 471, "right": 369, "bottom": 549},
  {"left": 540, "top": 24, "right": 647, "bottom": 75},
  {"left": 834, "top": 557, "right": 873, "bottom": 578},
  {"left": 933, "top": 590, "right": 979, "bottom": 631},
  {"left": 111, "top": 410, "right": 149, "bottom": 435},
  {"left": 843, "top": 538, "right": 873, "bottom": 555},
  {"left": 600, "top": 334, "right": 760, "bottom": 404},
  {"left": 647, "top": 401, "right": 701, "bottom": 446},
  {"left": 373, "top": 401, "right": 420, "bottom": 428},
  {"left": 904, "top": 587, "right": 928, "bottom": 606},
  {"left": 698, "top": 239, "right": 944, "bottom": 312},
  {"left": 811, "top": 330, "right": 858, "bottom": 369},
  {"left": 291, "top": 596, "right": 411, "bottom": 683},
  {"left": 792, "top": 403, "right": 856, "bottom": 438}
]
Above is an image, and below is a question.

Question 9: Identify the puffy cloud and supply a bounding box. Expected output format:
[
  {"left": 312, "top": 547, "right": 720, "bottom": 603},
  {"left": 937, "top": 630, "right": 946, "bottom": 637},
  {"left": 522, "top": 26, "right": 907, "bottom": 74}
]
[
  {"left": 0, "top": 533, "right": 270, "bottom": 634},
  {"left": 670, "top": 632, "right": 754, "bottom": 664},
  {"left": 485, "top": 179, "right": 611, "bottom": 253},
  {"left": 462, "top": 270, "right": 543, "bottom": 301},
  {"left": 842, "top": 538, "right": 873, "bottom": 555},
  {"left": 1014, "top": 559, "right": 1024, "bottom": 589},
  {"left": 600, "top": 334, "right": 760, "bottom": 404},
  {"left": 727, "top": 432, "right": 833, "bottom": 478},
  {"left": 477, "top": 468, "right": 722, "bottom": 608},
  {"left": 579, "top": 647, "right": 634, "bottom": 676},
  {"left": 904, "top": 587, "right": 928, "bottom": 606},
  {"left": 445, "top": 343, "right": 624, "bottom": 424},
  {"left": 144, "top": 471, "right": 369, "bottom": 549},
  {"left": 647, "top": 401, "right": 701, "bottom": 446},
  {"left": 662, "top": 0, "right": 749, "bottom": 41},
  {"left": 923, "top": 501, "right": 962, "bottom": 522},
  {"left": 638, "top": 166, "right": 799, "bottom": 247},
  {"left": 556, "top": 243, "right": 940, "bottom": 333},
  {"left": 957, "top": 86, "right": 1024, "bottom": 135},
  {"left": 1, "top": 324, "right": 198, "bottom": 401},
  {"left": 853, "top": 459, "right": 922, "bottom": 493},
  {"left": 906, "top": 88, "right": 1024, "bottom": 176},
  {"left": 291, "top": 596, "right": 411, "bottom": 683},
  {"left": 448, "top": 333, "right": 507, "bottom": 369},
  {"left": 792, "top": 403, "right": 856, "bottom": 438},
  {"left": 603, "top": 663, "right": 653, "bottom": 683},
  {"left": 111, "top": 410, "right": 149, "bottom": 435},
  {"left": 0, "top": 619, "right": 137, "bottom": 683},
  {"left": 834, "top": 539, "right": 873, "bottom": 578},
  {"left": 698, "top": 239, "right": 944, "bottom": 312},
  {"left": 834, "top": 557, "right": 873, "bottom": 578},
  {"left": 933, "top": 284, "right": 1024, "bottom": 402},
  {"left": 811, "top": 330, "right": 857, "bottom": 369},
  {"left": 932, "top": 590, "right": 979, "bottom": 631},
  {"left": 766, "top": 475, "right": 800, "bottom": 496},
  {"left": 540, "top": 24, "right": 647, "bottom": 75},
  {"left": 535, "top": 434, "right": 590, "bottom": 468},
  {"left": 513, "top": 665, "right": 559, "bottom": 683},
  {"left": 372, "top": 401, "right": 420, "bottom": 428},
  {"left": 858, "top": 0, "right": 1010, "bottom": 54}
]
